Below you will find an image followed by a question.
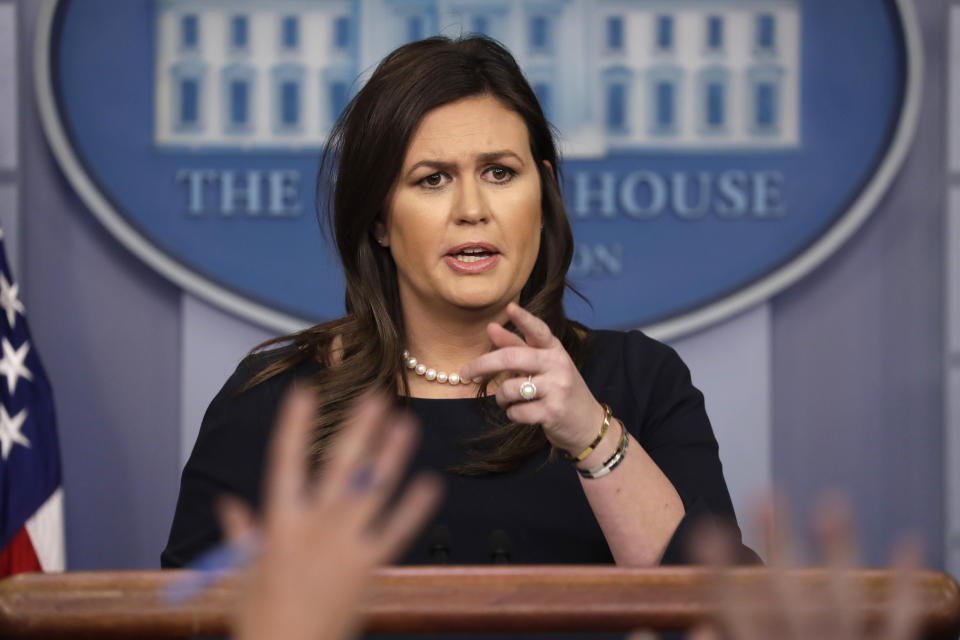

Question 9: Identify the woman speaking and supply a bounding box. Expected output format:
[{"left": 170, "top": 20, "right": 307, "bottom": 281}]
[{"left": 162, "top": 35, "right": 753, "bottom": 569}]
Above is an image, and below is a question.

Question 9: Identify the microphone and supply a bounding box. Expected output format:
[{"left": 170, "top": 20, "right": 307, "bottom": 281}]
[
  {"left": 426, "top": 524, "right": 452, "bottom": 564},
  {"left": 487, "top": 529, "right": 513, "bottom": 564}
]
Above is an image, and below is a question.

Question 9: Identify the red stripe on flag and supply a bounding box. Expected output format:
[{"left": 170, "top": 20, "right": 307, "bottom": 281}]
[{"left": 0, "top": 527, "right": 43, "bottom": 576}]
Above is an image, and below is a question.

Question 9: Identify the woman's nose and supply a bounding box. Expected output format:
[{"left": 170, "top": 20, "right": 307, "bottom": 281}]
[{"left": 454, "top": 176, "right": 489, "bottom": 224}]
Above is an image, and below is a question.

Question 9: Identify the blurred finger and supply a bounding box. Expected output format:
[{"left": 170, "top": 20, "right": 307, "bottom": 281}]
[
  {"left": 168, "top": 498, "right": 261, "bottom": 606},
  {"left": 217, "top": 495, "right": 257, "bottom": 544},
  {"left": 372, "top": 472, "right": 443, "bottom": 564},
  {"left": 885, "top": 535, "right": 924, "bottom": 640},
  {"left": 813, "top": 493, "right": 861, "bottom": 639},
  {"left": 690, "top": 518, "right": 765, "bottom": 640},
  {"left": 760, "top": 497, "right": 801, "bottom": 568},
  {"left": 318, "top": 392, "right": 392, "bottom": 503},
  {"left": 687, "top": 625, "right": 722, "bottom": 640},
  {"left": 347, "top": 412, "right": 420, "bottom": 525},
  {"left": 506, "top": 302, "right": 556, "bottom": 349},
  {"left": 264, "top": 388, "right": 317, "bottom": 518},
  {"left": 757, "top": 498, "right": 807, "bottom": 639},
  {"left": 814, "top": 493, "right": 860, "bottom": 567},
  {"left": 688, "top": 517, "right": 739, "bottom": 567}
]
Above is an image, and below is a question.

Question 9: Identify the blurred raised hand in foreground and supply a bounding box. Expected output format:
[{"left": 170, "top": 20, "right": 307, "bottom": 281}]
[
  {"left": 632, "top": 495, "right": 925, "bottom": 640},
  {"left": 218, "top": 389, "right": 443, "bottom": 640}
]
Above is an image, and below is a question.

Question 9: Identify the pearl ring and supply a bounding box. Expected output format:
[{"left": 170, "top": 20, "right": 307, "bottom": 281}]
[{"left": 519, "top": 375, "right": 538, "bottom": 401}]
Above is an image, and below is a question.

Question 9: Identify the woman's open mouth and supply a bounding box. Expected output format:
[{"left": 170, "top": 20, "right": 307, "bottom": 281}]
[{"left": 445, "top": 243, "right": 501, "bottom": 273}]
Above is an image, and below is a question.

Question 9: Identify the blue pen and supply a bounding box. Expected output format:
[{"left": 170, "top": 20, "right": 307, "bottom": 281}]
[{"left": 164, "top": 538, "right": 260, "bottom": 605}]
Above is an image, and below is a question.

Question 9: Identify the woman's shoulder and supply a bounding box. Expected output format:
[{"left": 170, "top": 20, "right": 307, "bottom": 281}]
[
  {"left": 223, "top": 343, "right": 321, "bottom": 397},
  {"left": 199, "top": 343, "right": 323, "bottom": 437},
  {"left": 585, "top": 327, "right": 672, "bottom": 354},
  {"left": 579, "top": 327, "right": 693, "bottom": 399},
  {"left": 582, "top": 327, "right": 681, "bottom": 369}
]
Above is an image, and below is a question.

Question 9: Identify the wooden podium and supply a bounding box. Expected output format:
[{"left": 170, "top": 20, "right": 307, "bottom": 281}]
[{"left": 0, "top": 566, "right": 957, "bottom": 638}]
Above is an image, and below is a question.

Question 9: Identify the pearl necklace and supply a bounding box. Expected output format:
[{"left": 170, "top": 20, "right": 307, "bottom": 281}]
[{"left": 403, "top": 350, "right": 481, "bottom": 385}]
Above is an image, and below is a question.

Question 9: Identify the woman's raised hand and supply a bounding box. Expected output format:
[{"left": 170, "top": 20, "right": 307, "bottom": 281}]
[
  {"left": 460, "top": 302, "right": 605, "bottom": 456},
  {"left": 220, "top": 389, "right": 443, "bottom": 640}
]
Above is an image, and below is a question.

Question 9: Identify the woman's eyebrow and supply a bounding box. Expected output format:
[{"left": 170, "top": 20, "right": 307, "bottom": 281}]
[
  {"left": 476, "top": 150, "right": 525, "bottom": 166},
  {"left": 404, "top": 150, "right": 525, "bottom": 178},
  {"left": 405, "top": 159, "right": 455, "bottom": 177}
]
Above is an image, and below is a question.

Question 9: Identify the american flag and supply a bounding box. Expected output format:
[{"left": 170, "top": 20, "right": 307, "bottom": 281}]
[{"left": 0, "top": 228, "right": 64, "bottom": 575}]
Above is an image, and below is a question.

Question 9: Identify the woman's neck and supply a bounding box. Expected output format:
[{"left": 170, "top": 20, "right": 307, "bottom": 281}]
[{"left": 400, "top": 302, "right": 507, "bottom": 399}]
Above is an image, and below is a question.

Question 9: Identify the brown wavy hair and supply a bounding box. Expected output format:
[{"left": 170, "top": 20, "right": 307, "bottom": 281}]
[{"left": 248, "top": 35, "right": 590, "bottom": 474}]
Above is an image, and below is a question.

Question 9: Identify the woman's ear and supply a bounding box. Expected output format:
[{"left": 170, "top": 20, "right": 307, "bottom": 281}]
[
  {"left": 373, "top": 221, "right": 389, "bottom": 247},
  {"left": 542, "top": 160, "right": 555, "bottom": 180}
]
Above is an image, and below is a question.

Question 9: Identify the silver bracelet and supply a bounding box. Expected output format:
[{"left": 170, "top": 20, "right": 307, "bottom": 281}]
[{"left": 576, "top": 420, "right": 628, "bottom": 479}]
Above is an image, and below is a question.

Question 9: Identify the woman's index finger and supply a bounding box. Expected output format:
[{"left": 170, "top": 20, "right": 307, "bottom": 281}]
[
  {"left": 506, "top": 302, "right": 554, "bottom": 348},
  {"left": 487, "top": 322, "right": 526, "bottom": 348}
]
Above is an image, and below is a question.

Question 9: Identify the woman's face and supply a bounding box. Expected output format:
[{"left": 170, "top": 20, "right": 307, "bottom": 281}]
[{"left": 379, "top": 95, "right": 543, "bottom": 318}]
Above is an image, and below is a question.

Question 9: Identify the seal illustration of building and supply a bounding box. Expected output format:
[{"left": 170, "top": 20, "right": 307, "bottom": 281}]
[{"left": 153, "top": 0, "right": 800, "bottom": 155}]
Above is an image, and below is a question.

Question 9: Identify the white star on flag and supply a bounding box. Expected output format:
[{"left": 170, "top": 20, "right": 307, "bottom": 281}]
[
  {"left": 0, "top": 273, "right": 25, "bottom": 329},
  {"left": 0, "top": 405, "right": 29, "bottom": 461},
  {"left": 0, "top": 338, "right": 33, "bottom": 395}
]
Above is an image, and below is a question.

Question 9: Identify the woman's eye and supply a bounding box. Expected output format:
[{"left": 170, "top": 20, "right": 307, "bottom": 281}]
[
  {"left": 487, "top": 166, "right": 514, "bottom": 182},
  {"left": 421, "top": 173, "right": 445, "bottom": 187}
]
